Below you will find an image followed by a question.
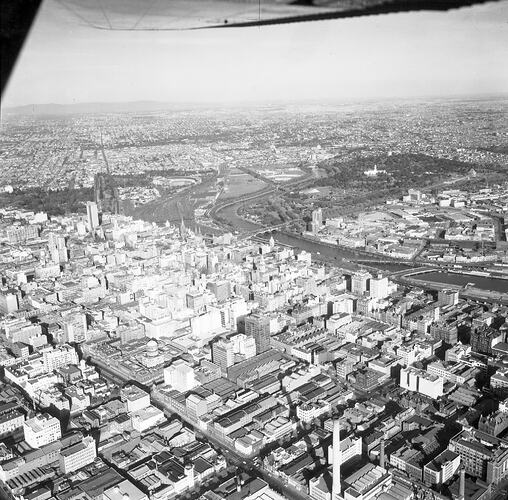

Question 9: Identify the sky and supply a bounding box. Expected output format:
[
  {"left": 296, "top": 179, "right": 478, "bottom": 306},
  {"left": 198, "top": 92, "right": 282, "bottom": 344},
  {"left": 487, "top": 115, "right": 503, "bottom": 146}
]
[{"left": 3, "top": 0, "right": 508, "bottom": 107}]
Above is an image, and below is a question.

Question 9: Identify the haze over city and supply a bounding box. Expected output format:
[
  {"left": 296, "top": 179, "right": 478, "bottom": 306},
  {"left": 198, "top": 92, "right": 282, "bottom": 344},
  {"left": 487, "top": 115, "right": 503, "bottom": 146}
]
[{"left": 2, "top": 0, "right": 508, "bottom": 108}]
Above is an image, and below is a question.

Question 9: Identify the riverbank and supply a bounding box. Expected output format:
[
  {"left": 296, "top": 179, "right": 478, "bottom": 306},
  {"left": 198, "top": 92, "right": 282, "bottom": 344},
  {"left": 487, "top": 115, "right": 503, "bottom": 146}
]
[{"left": 408, "top": 270, "right": 508, "bottom": 293}]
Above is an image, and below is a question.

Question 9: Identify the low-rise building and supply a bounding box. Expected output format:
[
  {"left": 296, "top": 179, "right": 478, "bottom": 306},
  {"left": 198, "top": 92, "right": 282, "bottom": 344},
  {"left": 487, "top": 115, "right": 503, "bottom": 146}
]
[
  {"left": 23, "top": 414, "right": 61, "bottom": 448},
  {"left": 59, "top": 436, "right": 97, "bottom": 473},
  {"left": 400, "top": 367, "right": 444, "bottom": 399},
  {"left": 423, "top": 449, "right": 461, "bottom": 485}
]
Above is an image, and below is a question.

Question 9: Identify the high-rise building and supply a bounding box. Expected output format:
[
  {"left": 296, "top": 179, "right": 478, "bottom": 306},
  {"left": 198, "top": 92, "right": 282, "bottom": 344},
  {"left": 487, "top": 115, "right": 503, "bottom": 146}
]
[
  {"left": 23, "top": 413, "right": 61, "bottom": 448},
  {"left": 61, "top": 311, "right": 87, "bottom": 343},
  {"left": 164, "top": 359, "right": 196, "bottom": 393},
  {"left": 438, "top": 289, "right": 459, "bottom": 307},
  {"left": 0, "top": 290, "right": 19, "bottom": 314},
  {"left": 351, "top": 271, "right": 371, "bottom": 296},
  {"left": 369, "top": 275, "right": 389, "bottom": 299},
  {"left": 312, "top": 208, "right": 323, "bottom": 234},
  {"left": 212, "top": 338, "right": 236, "bottom": 375},
  {"left": 86, "top": 201, "right": 100, "bottom": 231},
  {"left": 47, "top": 233, "right": 68, "bottom": 264},
  {"left": 212, "top": 334, "right": 257, "bottom": 375},
  {"left": 245, "top": 313, "right": 271, "bottom": 353}
]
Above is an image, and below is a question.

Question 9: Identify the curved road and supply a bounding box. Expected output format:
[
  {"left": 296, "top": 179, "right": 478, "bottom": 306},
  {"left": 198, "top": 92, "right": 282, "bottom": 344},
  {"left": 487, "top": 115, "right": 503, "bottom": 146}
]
[{"left": 211, "top": 192, "right": 417, "bottom": 273}]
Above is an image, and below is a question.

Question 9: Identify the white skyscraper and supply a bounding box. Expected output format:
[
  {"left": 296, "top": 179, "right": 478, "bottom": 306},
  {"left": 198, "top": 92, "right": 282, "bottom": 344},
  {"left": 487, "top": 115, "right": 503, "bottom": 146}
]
[
  {"left": 351, "top": 271, "right": 371, "bottom": 296},
  {"left": 212, "top": 338, "right": 235, "bottom": 375},
  {"left": 369, "top": 275, "right": 389, "bottom": 299},
  {"left": 86, "top": 201, "right": 99, "bottom": 231},
  {"left": 164, "top": 359, "right": 196, "bottom": 393},
  {"left": 312, "top": 208, "right": 323, "bottom": 234}
]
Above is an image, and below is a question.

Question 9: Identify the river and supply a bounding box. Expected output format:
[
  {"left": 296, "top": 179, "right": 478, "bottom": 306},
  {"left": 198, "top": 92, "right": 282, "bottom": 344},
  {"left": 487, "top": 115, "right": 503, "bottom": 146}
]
[{"left": 411, "top": 271, "right": 508, "bottom": 294}]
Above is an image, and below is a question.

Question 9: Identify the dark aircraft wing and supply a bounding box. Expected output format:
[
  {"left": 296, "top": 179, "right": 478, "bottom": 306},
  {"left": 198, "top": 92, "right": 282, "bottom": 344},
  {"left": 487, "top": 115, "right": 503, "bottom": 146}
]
[{"left": 54, "top": 0, "right": 497, "bottom": 30}]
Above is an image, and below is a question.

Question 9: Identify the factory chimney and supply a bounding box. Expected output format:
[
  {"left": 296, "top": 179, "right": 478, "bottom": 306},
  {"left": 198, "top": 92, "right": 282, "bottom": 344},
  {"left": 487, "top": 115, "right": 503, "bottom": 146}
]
[
  {"left": 458, "top": 467, "right": 465, "bottom": 500},
  {"left": 379, "top": 439, "right": 385, "bottom": 469},
  {"left": 332, "top": 419, "right": 341, "bottom": 500}
]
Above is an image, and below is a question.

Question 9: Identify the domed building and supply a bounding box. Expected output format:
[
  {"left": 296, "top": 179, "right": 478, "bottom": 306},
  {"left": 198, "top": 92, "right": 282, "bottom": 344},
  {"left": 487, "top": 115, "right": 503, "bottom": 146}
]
[{"left": 139, "top": 338, "right": 164, "bottom": 368}]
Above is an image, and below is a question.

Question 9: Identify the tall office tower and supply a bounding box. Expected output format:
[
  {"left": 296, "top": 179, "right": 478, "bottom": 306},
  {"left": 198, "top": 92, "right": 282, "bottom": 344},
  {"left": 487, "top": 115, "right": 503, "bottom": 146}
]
[
  {"left": 163, "top": 359, "right": 196, "bottom": 393},
  {"left": 0, "top": 290, "right": 19, "bottom": 314},
  {"left": 311, "top": 208, "right": 323, "bottom": 234},
  {"left": 351, "top": 270, "right": 371, "bottom": 296},
  {"left": 332, "top": 419, "right": 341, "bottom": 500},
  {"left": 369, "top": 275, "right": 389, "bottom": 299},
  {"left": 62, "top": 311, "right": 87, "bottom": 343},
  {"left": 180, "top": 218, "right": 187, "bottom": 240},
  {"left": 438, "top": 289, "right": 459, "bottom": 307},
  {"left": 86, "top": 201, "right": 100, "bottom": 231},
  {"left": 245, "top": 313, "right": 271, "bottom": 353},
  {"left": 212, "top": 338, "right": 235, "bottom": 375},
  {"left": 48, "top": 233, "right": 68, "bottom": 264}
]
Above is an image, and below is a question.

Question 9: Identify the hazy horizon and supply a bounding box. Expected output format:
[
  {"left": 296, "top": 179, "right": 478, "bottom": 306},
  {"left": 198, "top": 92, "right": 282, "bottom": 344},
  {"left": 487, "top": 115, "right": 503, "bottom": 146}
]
[
  {"left": 4, "top": 90, "right": 508, "bottom": 110},
  {"left": 2, "top": 0, "right": 508, "bottom": 109}
]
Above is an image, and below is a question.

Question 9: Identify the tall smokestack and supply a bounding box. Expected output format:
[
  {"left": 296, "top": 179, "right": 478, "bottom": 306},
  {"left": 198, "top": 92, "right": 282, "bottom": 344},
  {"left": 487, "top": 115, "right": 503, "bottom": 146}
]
[
  {"left": 458, "top": 467, "right": 465, "bottom": 500},
  {"left": 379, "top": 439, "right": 385, "bottom": 469},
  {"left": 332, "top": 419, "right": 341, "bottom": 500}
]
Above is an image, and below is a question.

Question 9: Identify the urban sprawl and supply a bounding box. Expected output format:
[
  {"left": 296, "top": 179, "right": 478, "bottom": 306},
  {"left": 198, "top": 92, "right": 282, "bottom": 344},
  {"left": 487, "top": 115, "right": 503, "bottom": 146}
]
[{"left": 0, "top": 99, "right": 508, "bottom": 500}]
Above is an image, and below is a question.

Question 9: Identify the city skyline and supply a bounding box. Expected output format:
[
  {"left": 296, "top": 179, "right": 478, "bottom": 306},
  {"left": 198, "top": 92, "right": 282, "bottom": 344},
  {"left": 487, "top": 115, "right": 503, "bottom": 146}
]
[{"left": 2, "top": 0, "right": 508, "bottom": 108}]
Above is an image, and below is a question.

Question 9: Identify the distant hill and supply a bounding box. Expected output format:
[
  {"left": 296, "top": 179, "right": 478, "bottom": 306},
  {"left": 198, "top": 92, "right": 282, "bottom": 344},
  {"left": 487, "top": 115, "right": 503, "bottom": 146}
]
[
  {"left": 3, "top": 94, "right": 506, "bottom": 117},
  {"left": 2, "top": 101, "right": 196, "bottom": 116}
]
